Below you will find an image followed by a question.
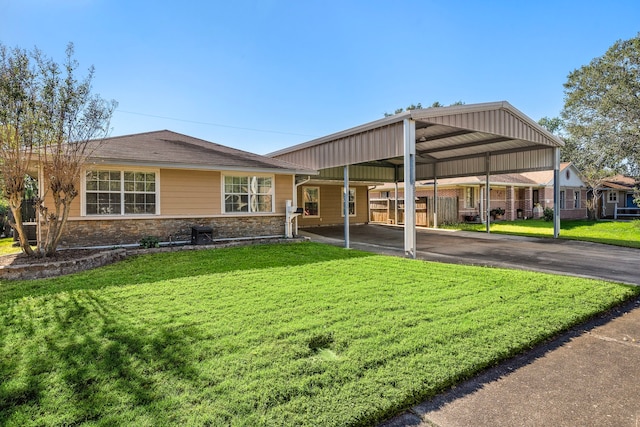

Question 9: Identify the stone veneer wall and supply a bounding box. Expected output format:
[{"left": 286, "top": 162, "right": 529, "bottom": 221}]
[{"left": 59, "top": 215, "right": 287, "bottom": 248}]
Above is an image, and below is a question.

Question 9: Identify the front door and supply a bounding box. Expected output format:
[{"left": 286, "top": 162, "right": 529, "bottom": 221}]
[{"left": 627, "top": 193, "right": 638, "bottom": 207}]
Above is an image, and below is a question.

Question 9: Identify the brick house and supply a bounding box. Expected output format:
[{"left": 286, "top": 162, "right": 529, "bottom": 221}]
[{"left": 369, "top": 163, "right": 587, "bottom": 224}]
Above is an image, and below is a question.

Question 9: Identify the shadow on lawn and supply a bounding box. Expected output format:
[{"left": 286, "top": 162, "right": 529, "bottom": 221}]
[
  {"left": 0, "top": 291, "right": 204, "bottom": 425},
  {"left": 0, "top": 242, "right": 374, "bottom": 302}
]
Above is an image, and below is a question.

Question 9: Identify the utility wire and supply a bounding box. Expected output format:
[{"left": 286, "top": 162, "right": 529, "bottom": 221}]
[{"left": 115, "top": 109, "right": 316, "bottom": 138}]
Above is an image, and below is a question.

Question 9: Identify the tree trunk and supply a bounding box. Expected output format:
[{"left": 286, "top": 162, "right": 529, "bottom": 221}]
[{"left": 8, "top": 196, "right": 35, "bottom": 256}]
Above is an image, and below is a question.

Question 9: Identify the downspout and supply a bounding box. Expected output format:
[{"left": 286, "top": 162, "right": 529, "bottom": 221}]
[{"left": 293, "top": 176, "right": 311, "bottom": 236}]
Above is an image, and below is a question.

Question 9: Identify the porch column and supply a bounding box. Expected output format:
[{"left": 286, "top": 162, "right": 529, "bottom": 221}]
[
  {"left": 525, "top": 186, "right": 533, "bottom": 219},
  {"left": 344, "top": 165, "right": 350, "bottom": 248},
  {"left": 403, "top": 119, "right": 416, "bottom": 258},
  {"left": 485, "top": 154, "right": 491, "bottom": 233},
  {"left": 553, "top": 148, "right": 561, "bottom": 238},
  {"left": 506, "top": 186, "right": 515, "bottom": 220}
]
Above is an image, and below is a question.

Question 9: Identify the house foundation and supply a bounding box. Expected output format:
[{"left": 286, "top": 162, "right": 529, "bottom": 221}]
[{"left": 59, "top": 215, "right": 287, "bottom": 248}]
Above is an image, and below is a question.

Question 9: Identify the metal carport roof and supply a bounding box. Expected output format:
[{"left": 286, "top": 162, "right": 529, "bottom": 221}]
[
  {"left": 269, "top": 101, "right": 563, "bottom": 181},
  {"left": 269, "top": 101, "right": 564, "bottom": 257}
]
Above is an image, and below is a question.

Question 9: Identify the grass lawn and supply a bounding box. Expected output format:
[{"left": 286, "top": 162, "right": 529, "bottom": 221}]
[
  {"left": 442, "top": 219, "right": 640, "bottom": 248},
  {"left": 1, "top": 242, "right": 637, "bottom": 426},
  {"left": 0, "top": 237, "right": 20, "bottom": 256}
]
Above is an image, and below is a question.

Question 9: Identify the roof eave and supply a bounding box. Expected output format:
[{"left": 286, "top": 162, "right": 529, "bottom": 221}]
[{"left": 86, "top": 158, "right": 318, "bottom": 175}]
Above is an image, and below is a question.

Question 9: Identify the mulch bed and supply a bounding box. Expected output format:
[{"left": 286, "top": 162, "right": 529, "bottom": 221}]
[{"left": 0, "top": 249, "right": 105, "bottom": 267}]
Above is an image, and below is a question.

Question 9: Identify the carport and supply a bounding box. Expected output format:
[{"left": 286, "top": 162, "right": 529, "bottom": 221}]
[{"left": 270, "top": 102, "right": 564, "bottom": 258}]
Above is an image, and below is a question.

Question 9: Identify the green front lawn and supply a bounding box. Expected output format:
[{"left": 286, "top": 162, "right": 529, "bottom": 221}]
[
  {"left": 443, "top": 219, "right": 640, "bottom": 248},
  {"left": 1, "top": 242, "right": 637, "bottom": 426},
  {"left": 0, "top": 237, "right": 20, "bottom": 256}
]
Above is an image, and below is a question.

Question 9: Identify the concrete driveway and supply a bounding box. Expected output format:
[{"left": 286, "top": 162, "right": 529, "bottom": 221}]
[{"left": 300, "top": 224, "right": 640, "bottom": 286}]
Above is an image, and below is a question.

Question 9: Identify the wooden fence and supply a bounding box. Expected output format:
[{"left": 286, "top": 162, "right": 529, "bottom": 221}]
[{"left": 370, "top": 197, "right": 459, "bottom": 227}]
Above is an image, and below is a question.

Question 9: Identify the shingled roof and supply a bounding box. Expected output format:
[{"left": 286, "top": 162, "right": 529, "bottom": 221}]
[{"left": 85, "top": 130, "right": 316, "bottom": 174}]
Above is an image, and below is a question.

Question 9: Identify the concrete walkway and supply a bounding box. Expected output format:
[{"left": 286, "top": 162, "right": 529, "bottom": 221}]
[{"left": 300, "top": 225, "right": 640, "bottom": 427}]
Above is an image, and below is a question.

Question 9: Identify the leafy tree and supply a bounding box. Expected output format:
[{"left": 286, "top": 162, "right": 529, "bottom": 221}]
[
  {"left": 0, "top": 43, "right": 117, "bottom": 256},
  {"left": 537, "top": 116, "right": 580, "bottom": 163},
  {"left": 383, "top": 101, "right": 465, "bottom": 117},
  {"left": 561, "top": 34, "right": 640, "bottom": 218},
  {"left": 562, "top": 33, "right": 640, "bottom": 177}
]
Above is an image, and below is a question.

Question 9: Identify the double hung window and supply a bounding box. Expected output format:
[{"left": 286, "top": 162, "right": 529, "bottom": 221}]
[
  {"left": 303, "top": 187, "right": 319, "bottom": 216},
  {"left": 224, "top": 175, "right": 273, "bottom": 213},
  {"left": 85, "top": 170, "right": 157, "bottom": 215},
  {"left": 342, "top": 188, "right": 356, "bottom": 216}
]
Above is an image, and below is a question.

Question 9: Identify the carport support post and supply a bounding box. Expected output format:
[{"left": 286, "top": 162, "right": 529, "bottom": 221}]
[
  {"left": 433, "top": 176, "right": 438, "bottom": 228},
  {"left": 485, "top": 153, "right": 491, "bottom": 233},
  {"left": 403, "top": 119, "right": 416, "bottom": 258},
  {"left": 553, "top": 148, "right": 561, "bottom": 238},
  {"left": 344, "top": 165, "right": 350, "bottom": 248}
]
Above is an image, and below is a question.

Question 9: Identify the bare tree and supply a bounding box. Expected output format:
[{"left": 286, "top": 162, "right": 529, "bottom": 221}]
[{"left": 0, "top": 43, "right": 117, "bottom": 256}]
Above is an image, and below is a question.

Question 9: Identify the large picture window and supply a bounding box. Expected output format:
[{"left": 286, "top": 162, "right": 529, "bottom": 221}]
[
  {"left": 85, "top": 170, "right": 157, "bottom": 215},
  {"left": 224, "top": 175, "right": 273, "bottom": 213},
  {"left": 303, "top": 187, "right": 319, "bottom": 216}
]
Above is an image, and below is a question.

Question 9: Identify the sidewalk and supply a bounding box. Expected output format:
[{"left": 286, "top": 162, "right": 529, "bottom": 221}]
[{"left": 381, "top": 297, "right": 640, "bottom": 427}]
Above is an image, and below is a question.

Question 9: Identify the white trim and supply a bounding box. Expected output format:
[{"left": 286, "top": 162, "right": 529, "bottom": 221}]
[
  {"left": 66, "top": 213, "right": 286, "bottom": 221},
  {"left": 82, "top": 166, "right": 160, "bottom": 217},
  {"left": 340, "top": 187, "right": 357, "bottom": 217},
  {"left": 607, "top": 191, "right": 618, "bottom": 203},
  {"left": 221, "top": 173, "right": 275, "bottom": 214},
  {"left": 87, "top": 159, "right": 314, "bottom": 176}
]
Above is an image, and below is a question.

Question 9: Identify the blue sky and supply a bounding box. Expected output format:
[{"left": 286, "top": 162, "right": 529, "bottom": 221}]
[{"left": 2, "top": 0, "right": 639, "bottom": 154}]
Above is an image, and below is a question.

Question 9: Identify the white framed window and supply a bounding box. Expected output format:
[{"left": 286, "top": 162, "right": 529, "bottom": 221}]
[
  {"left": 303, "top": 187, "right": 319, "bottom": 217},
  {"left": 608, "top": 191, "right": 618, "bottom": 203},
  {"left": 574, "top": 191, "right": 580, "bottom": 209},
  {"left": 223, "top": 175, "right": 273, "bottom": 213},
  {"left": 464, "top": 187, "right": 475, "bottom": 209},
  {"left": 560, "top": 190, "right": 565, "bottom": 209},
  {"left": 341, "top": 187, "right": 356, "bottom": 216},
  {"left": 85, "top": 170, "right": 158, "bottom": 215}
]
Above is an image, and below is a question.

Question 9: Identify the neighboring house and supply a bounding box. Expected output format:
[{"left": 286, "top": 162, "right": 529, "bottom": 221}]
[
  {"left": 369, "top": 162, "right": 587, "bottom": 224},
  {"left": 597, "top": 175, "right": 640, "bottom": 218},
  {"left": 36, "top": 130, "right": 316, "bottom": 248}
]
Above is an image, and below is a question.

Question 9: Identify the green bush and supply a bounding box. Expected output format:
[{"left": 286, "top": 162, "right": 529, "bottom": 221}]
[
  {"left": 139, "top": 235, "right": 160, "bottom": 248},
  {"left": 543, "top": 207, "right": 554, "bottom": 222}
]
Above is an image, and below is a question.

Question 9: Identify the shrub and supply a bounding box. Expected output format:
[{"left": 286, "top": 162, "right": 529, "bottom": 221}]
[
  {"left": 139, "top": 235, "right": 160, "bottom": 248},
  {"left": 543, "top": 207, "right": 554, "bottom": 222}
]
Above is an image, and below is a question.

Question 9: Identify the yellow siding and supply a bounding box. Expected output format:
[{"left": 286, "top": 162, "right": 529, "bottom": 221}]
[
  {"left": 161, "top": 169, "right": 220, "bottom": 215},
  {"left": 297, "top": 184, "right": 368, "bottom": 227},
  {"left": 274, "top": 174, "right": 294, "bottom": 214},
  {"left": 40, "top": 177, "right": 82, "bottom": 217},
  {"left": 48, "top": 168, "right": 294, "bottom": 218}
]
